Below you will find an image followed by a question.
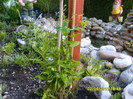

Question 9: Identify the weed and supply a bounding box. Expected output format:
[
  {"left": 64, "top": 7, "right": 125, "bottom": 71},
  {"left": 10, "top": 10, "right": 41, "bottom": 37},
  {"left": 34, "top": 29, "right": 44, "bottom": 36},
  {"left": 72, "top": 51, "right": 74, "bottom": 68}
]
[
  {"left": 0, "top": 31, "right": 7, "bottom": 42},
  {"left": 1, "top": 42, "right": 15, "bottom": 55},
  {"left": 80, "top": 54, "right": 107, "bottom": 77},
  {"left": 2, "top": 55, "right": 10, "bottom": 67},
  {"left": 111, "top": 92, "right": 122, "bottom": 99},
  {"left": 8, "top": 53, "right": 31, "bottom": 69},
  {"left": 0, "top": 84, "right": 6, "bottom": 99}
]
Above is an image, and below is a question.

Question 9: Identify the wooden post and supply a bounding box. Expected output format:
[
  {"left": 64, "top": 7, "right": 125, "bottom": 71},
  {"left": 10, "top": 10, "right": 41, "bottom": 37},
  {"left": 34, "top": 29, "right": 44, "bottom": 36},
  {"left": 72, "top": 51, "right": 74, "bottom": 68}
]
[
  {"left": 68, "top": 0, "right": 84, "bottom": 91},
  {"left": 68, "top": 0, "right": 84, "bottom": 61}
]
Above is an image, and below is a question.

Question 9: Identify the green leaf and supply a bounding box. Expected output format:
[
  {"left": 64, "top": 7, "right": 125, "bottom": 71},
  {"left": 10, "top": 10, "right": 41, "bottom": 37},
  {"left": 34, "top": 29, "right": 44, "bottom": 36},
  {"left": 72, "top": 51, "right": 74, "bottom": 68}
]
[
  {"left": 34, "top": 90, "right": 41, "bottom": 96},
  {"left": 70, "top": 41, "right": 80, "bottom": 47},
  {"left": 70, "top": 33, "right": 81, "bottom": 37}
]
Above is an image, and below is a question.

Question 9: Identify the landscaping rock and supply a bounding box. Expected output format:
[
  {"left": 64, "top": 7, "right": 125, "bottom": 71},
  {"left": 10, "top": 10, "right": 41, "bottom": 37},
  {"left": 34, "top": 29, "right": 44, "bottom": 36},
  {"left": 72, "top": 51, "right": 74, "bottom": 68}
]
[
  {"left": 17, "top": 38, "right": 26, "bottom": 45},
  {"left": 79, "top": 76, "right": 111, "bottom": 99},
  {"left": 90, "top": 50, "right": 100, "bottom": 60},
  {"left": 86, "top": 44, "right": 99, "bottom": 52},
  {"left": 80, "top": 48, "right": 90, "bottom": 54},
  {"left": 81, "top": 37, "right": 91, "bottom": 48},
  {"left": 113, "top": 56, "right": 132, "bottom": 70},
  {"left": 108, "top": 67, "right": 120, "bottom": 77},
  {"left": 120, "top": 65, "right": 133, "bottom": 84},
  {"left": 122, "top": 82, "right": 133, "bottom": 99},
  {"left": 82, "top": 11, "right": 133, "bottom": 54},
  {"left": 98, "top": 50, "right": 126, "bottom": 62},
  {"left": 100, "top": 45, "right": 116, "bottom": 52}
]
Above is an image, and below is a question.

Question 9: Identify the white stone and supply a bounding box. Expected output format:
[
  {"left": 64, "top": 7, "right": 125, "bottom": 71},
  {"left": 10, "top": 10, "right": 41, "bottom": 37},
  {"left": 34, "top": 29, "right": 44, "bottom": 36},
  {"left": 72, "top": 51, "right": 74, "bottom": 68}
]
[
  {"left": 120, "top": 65, "right": 133, "bottom": 84},
  {"left": 17, "top": 38, "right": 26, "bottom": 45},
  {"left": 91, "top": 50, "right": 100, "bottom": 60},
  {"left": 81, "top": 37, "right": 91, "bottom": 48},
  {"left": 100, "top": 45, "right": 116, "bottom": 52},
  {"left": 113, "top": 56, "right": 132, "bottom": 69},
  {"left": 122, "top": 82, "right": 133, "bottom": 99},
  {"left": 98, "top": 50, "right": 126, "bottom": 62},
  {"left": 86, "top": 44, "right": 99, "bottom": 52},
  {"left": 80, "top": 48, "right": 90, "bottom": 54},
  {"left": 79, "top": 76, "right": 111, "bottom": 99}
]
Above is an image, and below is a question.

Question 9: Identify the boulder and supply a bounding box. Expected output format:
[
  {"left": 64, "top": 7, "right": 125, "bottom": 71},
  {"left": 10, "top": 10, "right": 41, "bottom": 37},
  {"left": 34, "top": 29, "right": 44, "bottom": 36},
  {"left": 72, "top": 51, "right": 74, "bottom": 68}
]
[
  {"left": 122, "top": 82, "right": 133, "bottom": 99},
  {"left": 79, "top": 76, "right": 111, "bottom": 99},
  {"left": 98, "top": 50, "right": 125, "bottom": 62},
  {"left": 113, "top": 56, "right": 132, "bottom": 70},
  {"left": 91, "top": 50, "right": 100, "bottom": 60},
  {"left": 120, "top": 65, "right": 133, "bottom": 84},
  {"left": 100, "top": 45, "right": 116, "bottom": 52}
]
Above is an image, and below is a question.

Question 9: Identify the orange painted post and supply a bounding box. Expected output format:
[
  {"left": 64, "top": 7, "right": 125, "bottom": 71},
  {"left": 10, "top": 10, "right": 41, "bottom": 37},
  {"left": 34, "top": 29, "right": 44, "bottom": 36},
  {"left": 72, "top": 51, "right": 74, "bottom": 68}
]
[{"left": 68, "top": 0, "right": 84, "bottom": 61}]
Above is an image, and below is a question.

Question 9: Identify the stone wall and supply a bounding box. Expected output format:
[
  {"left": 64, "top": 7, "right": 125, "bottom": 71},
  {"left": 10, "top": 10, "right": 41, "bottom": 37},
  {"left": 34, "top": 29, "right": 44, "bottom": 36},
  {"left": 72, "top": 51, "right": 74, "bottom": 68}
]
[
  {"left": 83, "top": 9, "right": 133, "bottom": 54},
  {"left": 114, "top": 9, "right": 133, "bottom": 53}
]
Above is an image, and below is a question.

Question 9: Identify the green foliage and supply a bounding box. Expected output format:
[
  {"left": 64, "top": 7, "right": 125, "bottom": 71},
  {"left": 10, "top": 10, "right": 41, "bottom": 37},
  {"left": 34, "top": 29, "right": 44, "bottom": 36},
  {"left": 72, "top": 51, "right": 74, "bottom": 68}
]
[
  {"left": 0, "top": 84, "right": 6, "bottom": 99},
  {"left": 111, "top": 92, "right": 122, "bottom": 99},
  {"left": 1, "top": 42, "right": 15, "bottom": 55},
  {"left": 0, "top": 21, "right": 12, "bottom": 30},
  {"left": 0, "top": 31, "right": 7, "bottom": 41},
  {"left": 2, "top": 55, "right": 10, "bottom": 67},
  {"left": 0, "top": 0, "right": 21, "bottom": 24},
  {"left": 81, "top": 54, "right": 107, "bottom": 77},
  {"left": 34, "top": 0, "right": 60, "bottom": 14},
  {"left": 8, "top": 53, "right": 31, "bottom": 69},
  {"left": 12, "top": 25, "right": 84, "bottom": 98},
  {"left": 84, "top": 0, "right": 133, "bottom": 21}
]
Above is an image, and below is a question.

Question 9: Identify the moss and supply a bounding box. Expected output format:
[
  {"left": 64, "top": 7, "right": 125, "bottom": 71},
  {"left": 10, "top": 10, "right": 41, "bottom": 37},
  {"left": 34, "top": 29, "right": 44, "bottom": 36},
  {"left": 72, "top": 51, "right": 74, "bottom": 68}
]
[{"left": 90, "top": 37, "right": 108, "bottom": 48}]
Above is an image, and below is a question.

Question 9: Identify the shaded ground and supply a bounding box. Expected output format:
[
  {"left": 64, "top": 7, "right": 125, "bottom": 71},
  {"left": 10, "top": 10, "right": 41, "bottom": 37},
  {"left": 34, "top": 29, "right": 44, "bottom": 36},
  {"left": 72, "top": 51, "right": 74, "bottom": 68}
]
[
  {"left": 0, "top": 63, "right": 45, "bottom": 99},
  {"left": 0, "top": 28, "right": 45, "bottom": 99}
]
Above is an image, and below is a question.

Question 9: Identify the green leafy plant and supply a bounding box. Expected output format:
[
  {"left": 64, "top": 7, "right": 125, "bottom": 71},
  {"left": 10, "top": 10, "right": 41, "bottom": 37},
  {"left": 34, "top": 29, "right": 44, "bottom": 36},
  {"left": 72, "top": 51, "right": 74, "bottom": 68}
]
[
  {"left": 13, "top": 25, "right": 84, "bottom": 98},
  {"left": 8, "top": 53, "right": 31, "bottom": 69},
  {"left": 30, "top": 30, "right": 83, "bottom": 98},
  {"left": 1, "top": 42, "right": 15, "bottom": 55},
  {"left": 111, "top": 92, "right": 122, "bottom": 99},
  {"left": 1, "top": 0, "right": 21, "bottom": 24},
  {"left": 0, "top": 84, "right": 7, "bottom": 99},
  {"left": 0, "top": 31, "right": 7, "bottom": 42},
  {"left": 80, "top": 54, "right": 107, "bottom": 77},
  {"left": 2, "top": 55, "right": 10, "bottom": 67},
  {"left": 35, "top": 0, "right": 60, "bottom": 14}
]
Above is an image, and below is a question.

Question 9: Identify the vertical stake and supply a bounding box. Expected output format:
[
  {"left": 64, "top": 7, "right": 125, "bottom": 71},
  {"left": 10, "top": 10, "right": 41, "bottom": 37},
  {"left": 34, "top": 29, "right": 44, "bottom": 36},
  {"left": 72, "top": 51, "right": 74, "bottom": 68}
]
[{"left": 58, "top": 0, "right": 64, "bottom": 71}]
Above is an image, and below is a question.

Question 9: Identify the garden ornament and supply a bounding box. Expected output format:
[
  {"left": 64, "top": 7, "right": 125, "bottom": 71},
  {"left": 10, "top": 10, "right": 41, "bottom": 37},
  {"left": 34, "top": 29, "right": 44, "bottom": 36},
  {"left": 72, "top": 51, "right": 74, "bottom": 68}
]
[
  {"left": 18, "top": 0, "right": 37, "bottom": 24},
  {"left": 111, "top": 0, "right": 123, "bottom": 24}
]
